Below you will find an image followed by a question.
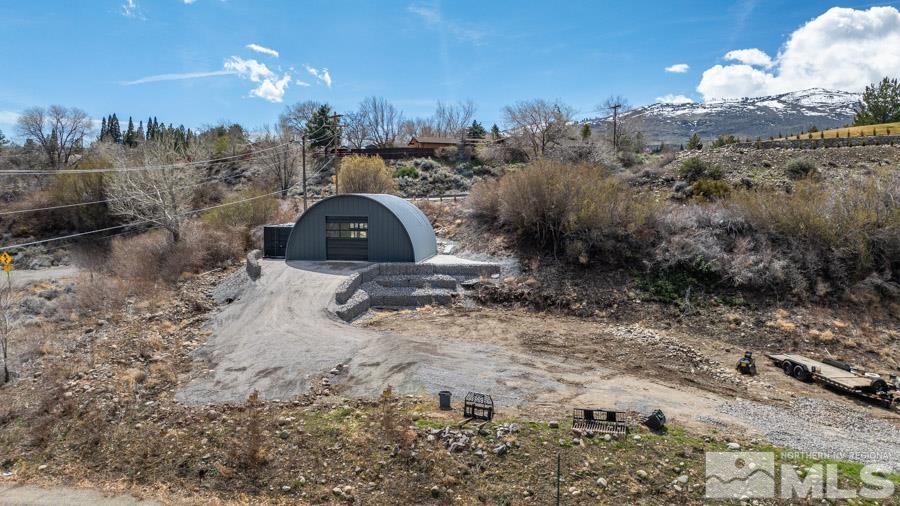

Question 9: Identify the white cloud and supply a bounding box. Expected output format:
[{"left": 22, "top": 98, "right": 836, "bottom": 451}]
[
  {"left": 698, "top": 6, "right": 900, "bottom": 101},
  {"left": 246, "top": 43, "right": 279, "bottom": 58},
  {"left": 122, "top": 70, "right": 234, "bottom": 85},
  {"left": 224, "top": 56, "right": 274, "bottom": 82},
  {"left": 182, "top": 0, "right": 197, "bottom": 3},
  {"left": 655, "top": 94, "right": 694, "bottom": 105},
  {"left": 665, "top": 63, "right": 689, "bottom": 73},
  {"left": 723, "top": 48, "right": 773, "bottom": 68},
  {"left": 121, "top": 0, "right": 143, "bottom": 18},
  {"left": 304, "top": 65, "right": 332, "bottom": 88},
  {"left": 250, "top": 73, "right": 291, "bottom": 103},
  {"left": 0, "top": 111, "right": 20, "bottom": 125},
  {"left": 226, "top": 56, "right": 291, "bottom": 102},
  {"left": 295, "top": 80, "right": 311, "bottom": 87},
  {"left": 408, "top": 3, "right": 485, "bottom": 44}
]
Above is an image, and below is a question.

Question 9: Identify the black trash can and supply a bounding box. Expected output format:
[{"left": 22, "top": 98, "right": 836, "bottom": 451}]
[{"left": 438, "top": 390, "right": 452, "bottom": 410}]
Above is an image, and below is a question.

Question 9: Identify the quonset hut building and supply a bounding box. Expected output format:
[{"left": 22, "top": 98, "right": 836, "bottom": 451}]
[{"left": 263, "top": 194, "right": 437, "bottom": 262}]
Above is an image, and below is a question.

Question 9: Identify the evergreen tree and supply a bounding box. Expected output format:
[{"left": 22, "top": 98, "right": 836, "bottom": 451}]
[
  {"left": 125, "top": 117, "right": 136, "bottom": 147},
  {"left": 306, "top": 104, "right": 339, "bottom": 148},
  {"left": 854, "top": 77, "right": 900, "bottom": 126},
  {"left": 490, "top": 123, "right": 501, "bottom": 140},
  {"left": 0, "top": 128, "right": 8, "bottom": 152},
  {"left": 467, "top": 120, "right": 486, "bottom": 139},
  {"left": 109, "top": 114, "right": 122, "bottom": 144},
  {"left": 99, "top": 117, "right": 108, "bottom": 141},
  {"left": 686, "top": 132, "right": 702, "bottom": 150},
  {"left": 137, "top": 120, "right": 145, "bottom": 142},
  {"left": 579, "top": 123, "right": 591, "bottom": 142},
  {"left": 146, "top": 116, "right": 154, "bottom": 139}
]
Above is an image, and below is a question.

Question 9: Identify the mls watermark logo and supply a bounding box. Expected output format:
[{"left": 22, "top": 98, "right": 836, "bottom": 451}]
[
  {"left": 705, "top": 451, "right": 895, "bottom": 500},
  {"left": 706, "top": 452, "right": 776, "bottom": 498}
]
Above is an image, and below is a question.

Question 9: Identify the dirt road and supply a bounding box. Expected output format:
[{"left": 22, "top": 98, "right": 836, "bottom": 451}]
[
  {"left": 0, "top": 483, "right": 157, "bottom": 506},
  {"left": 177, "top": 260, "right": 743, "bottom": 428}
]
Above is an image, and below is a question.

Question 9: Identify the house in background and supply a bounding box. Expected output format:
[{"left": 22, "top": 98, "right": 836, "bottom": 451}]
[{"left": 407, "top": 136, "right": 460, "bottom": 149}]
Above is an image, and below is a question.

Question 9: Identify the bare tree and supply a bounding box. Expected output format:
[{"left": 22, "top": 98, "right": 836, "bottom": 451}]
[
  {"left": 258, "top": 123, "right": 300, "bottom": 198},
  {"left": 359, "top": 96, "right": 403, "bottom": 148},
  {"left": 280, "top": 100, "right": 324, "bottom": 136},
  {"left": 433, "top": 100, "right": 476, "bottom": 138},
  {"left": 341, "top": 111, "right": 370, "bottom": 149},
  {"left": 107, "top": 141, "right": 207, "bottom": 242},
  {"left": 501, "top": 99, "right": 575, "bottom": 159},
  {"left": 16, "top": 105, "right": 92, "bottom": 167},
  {"left": 0, "top": 267, "right": 13, "bottom": 384},
  {"left": 597, "top": 95, "right": 632, "bottom": 150}
]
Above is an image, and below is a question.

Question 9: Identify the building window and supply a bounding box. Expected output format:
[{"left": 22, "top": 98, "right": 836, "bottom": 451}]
[{"left": 326, "top": 220, "right": 368, "bottom": 239}]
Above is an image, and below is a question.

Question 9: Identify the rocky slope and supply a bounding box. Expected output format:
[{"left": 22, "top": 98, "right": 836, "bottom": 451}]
[{"left": 589, "top": 89, "right": 860, "bottom": 144}]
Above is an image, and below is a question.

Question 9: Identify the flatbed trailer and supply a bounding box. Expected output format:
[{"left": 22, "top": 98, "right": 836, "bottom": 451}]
[{"left": 767, "top": 353, "right": 899, "bottom": 410}]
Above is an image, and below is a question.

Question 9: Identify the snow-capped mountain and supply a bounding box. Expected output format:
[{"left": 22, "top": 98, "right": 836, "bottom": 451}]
[{"left": 588, "top": 89, "right": 861, "bottom": 145}]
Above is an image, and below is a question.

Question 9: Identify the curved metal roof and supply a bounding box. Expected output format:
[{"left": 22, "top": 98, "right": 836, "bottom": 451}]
[
  {"left": 292, "top": 193, "right": 436, "bottom": 262},
  {"left": 352, "top": 194, "right": 437, "bottom": 262}
]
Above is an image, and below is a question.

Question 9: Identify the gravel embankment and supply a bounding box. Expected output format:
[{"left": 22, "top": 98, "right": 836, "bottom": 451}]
[{"left": 719, "top": 397, "right": 900, "bottom": 471}]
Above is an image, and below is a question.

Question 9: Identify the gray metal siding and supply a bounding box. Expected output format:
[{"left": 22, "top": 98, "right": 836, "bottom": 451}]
[{"left": 285, "top": 194, "right": 435, "bottom": 262}]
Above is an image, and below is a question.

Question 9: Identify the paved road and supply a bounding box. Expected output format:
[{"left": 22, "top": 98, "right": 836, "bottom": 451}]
[
  {"left": 0, "top": 483, "right": 158, "bottom": 506},
  {"left": 7, "top": 266, "right": 79, "bottom": 289}
]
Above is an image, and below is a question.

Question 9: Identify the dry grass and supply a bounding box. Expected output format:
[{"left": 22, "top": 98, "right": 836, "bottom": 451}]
[{"left": 777, "top": 121, "right": 900, "bottom": 140}]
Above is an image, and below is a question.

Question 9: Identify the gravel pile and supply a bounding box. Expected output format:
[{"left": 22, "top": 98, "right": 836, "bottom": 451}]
[{"left": 720, "top": 397, "right": 900, "bottom": 471}]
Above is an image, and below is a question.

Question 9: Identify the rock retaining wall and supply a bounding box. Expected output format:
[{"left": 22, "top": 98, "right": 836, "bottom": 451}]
[{"left": 333, "top": 262, "right": 500, "bottom": 321}]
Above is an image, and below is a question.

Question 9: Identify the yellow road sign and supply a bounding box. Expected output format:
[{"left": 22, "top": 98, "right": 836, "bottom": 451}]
[{"left": 0, "top": 252, "right": 11, "bottom": 265}]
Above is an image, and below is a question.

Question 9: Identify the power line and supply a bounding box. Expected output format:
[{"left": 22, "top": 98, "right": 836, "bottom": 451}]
[
  {"left": 0, "top": 157, "right": 320, "bottom": 253},
  {"left": 0, "top": 145, "right": 303, "bottom": 216},
  {"left": 0, "top": 141, "right": 292, "bottom": 175}
]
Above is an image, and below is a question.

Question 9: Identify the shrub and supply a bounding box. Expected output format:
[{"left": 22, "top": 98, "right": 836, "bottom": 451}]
[
  {"left": 202, "top": 189, "right": 279, "bottom": 230},
  {"left": 785, "top": 157, "right": 816, "bottom": 179},
  {"left": 678, "top": 157, "right": 721, "bottom": 182},
  {"left": 617, "top": 150, "right": 639, "bottom": 168},
  {"left": 337, "top": 155, "right": 396, "bottom": 194},
  {"left": 466, "top": 178, "right": 501, "bottom": 222},
  {"left": 434, "top": 145, "right": 458, "bottom": 161},
  {"left": 692, "top": 179, "right": 731, "bottom": 200},
  {"left": 393, "top": 166, "right": 419, "bottom": 179},
  {"left": 494, "top": 160, "right": 657, "bottom": 261}
]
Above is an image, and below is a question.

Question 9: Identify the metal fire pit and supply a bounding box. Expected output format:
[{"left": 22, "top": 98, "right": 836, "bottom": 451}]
[
  {"left": 572, "top": 408, "right": 627, "bottom": 437},
  {"left": 463, "top": 392, "right": 494, "bottom": 421}
]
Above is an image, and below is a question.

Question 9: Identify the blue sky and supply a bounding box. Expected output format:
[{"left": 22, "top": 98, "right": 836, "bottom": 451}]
[{"left": 2, "top": 0, "right": 900, "bottom": 138}]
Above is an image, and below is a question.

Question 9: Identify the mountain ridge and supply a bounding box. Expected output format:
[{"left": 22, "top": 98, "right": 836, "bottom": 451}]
[{"left": 587, "top": 88, "right": 862, "bottom": 145}]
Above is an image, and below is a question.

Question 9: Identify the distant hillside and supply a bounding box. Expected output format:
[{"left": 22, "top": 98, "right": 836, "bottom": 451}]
[
  {"left": 587, "top": 88, "right": 861, "bottom": 145},
  {"left": 776, "top": 121, "right": 900, "bottom": 140}
]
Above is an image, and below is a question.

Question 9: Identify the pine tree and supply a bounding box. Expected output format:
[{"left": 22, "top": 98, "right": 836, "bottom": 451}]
[
  {"left": 579, "top": 123, "right": 591, "bottom": 142},
  {"left": 137, "top": 120, "right": 145, "bottom": 142},
  {"left": 686, "top": 133, "right": 701, "bottom": 150},
  {"left": 306, "top": 104, "right": 338, "bottom": 148},
  {"left": 0, "top": 128, "right": 8, "bottom": 153},
  {"left": 109, "top": 114, "right": 122, "bottom": 144},
  {"left": 490, "top": 123, "right": 501, "bottom": 140},
  {"left": 854, "top": 77, "right": 900, "bottom": 126},
  {"left": 125, "top": 117, "right": 136, "bottom": 147},
  {"left": 146, "top": 116, "right": 154, "bottom": 140},
  {"left": 467, "top": 120, "right": 486, "bottom": 139},
  {"left": 99, "top": 117, "right": 108, "bottom": 141}
]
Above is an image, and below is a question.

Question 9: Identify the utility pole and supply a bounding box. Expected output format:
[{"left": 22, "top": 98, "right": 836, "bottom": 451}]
[
  {"left": 301, "top": 134, "right": 307, "bottom": 211},
  {"left": 610, "top": 103, "right": 621, "bottom": 151},
  {"left": 330, "top": 113, "right": 342, "bottom": 195}
]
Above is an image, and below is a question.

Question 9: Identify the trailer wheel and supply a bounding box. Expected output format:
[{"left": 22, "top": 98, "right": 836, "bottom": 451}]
[
  {"left": 793, "top": 365, "right": 809, "bottom": 381},
  {"left": 783, "top": 362, "right": 793, "bottom": 375}
]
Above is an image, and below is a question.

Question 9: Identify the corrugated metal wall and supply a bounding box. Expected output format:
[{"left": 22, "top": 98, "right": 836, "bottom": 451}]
[{"left": 284, "top": 194, "right": 436, "bottom": 262}]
